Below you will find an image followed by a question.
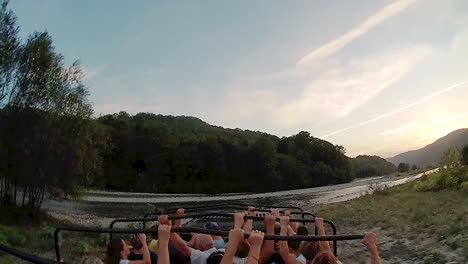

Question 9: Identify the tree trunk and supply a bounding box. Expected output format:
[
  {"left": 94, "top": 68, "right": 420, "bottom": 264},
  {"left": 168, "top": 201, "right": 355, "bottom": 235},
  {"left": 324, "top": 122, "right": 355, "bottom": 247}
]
[
  {"left": 21, "top": 186, "right": 27, "bottom": 207},
  {"left": 37, "top": 185, "right": 46, "bottom": 208},
  {"left": 13, "top": 180, "right": 17, "bottom": 205}
]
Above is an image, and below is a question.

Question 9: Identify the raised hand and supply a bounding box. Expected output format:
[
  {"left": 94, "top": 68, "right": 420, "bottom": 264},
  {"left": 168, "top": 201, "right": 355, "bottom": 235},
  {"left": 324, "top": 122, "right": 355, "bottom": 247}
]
[
  {"left": 234, "top": 212, "right": 245, "bottom": 229},
  {"left": 270, "top": 209, "right": 280, "bottom": 217},
  {"left": 158, "top": 224, "right": 171, "bottom": 242},
  {"left": 362, "top": 232, "right": 378, "bottom": 249},
  {"left": 158, "top": 215, "right": 170, "bottom": 225},
  {"left": 229, "top": 228, "right": 245, "bottom": 244},
  {"left": 138, "top": 233, "right": 147, "bottom": 243},
  {"left": 248, "top": 230, "right": 265, "bottom": 248},
  {"left": 280, "top": 216, "right": 289, "bottom": 227},
  {"left": 247, "top": 206, "right": 255, "bottom": 216},
  {"left": 264, "top": 214, "right": 276, "bottom": 227}
]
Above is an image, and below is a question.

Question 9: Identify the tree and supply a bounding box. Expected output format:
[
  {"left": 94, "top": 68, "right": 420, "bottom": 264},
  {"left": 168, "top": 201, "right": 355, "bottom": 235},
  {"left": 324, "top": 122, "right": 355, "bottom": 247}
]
[
  {"left": 411, "top": 164, "right": 417, "bottom": 171},
  {"left": 0, "top": 6, "right": 96, "bottom": 207},
  {"left": 462, "top": 144, "right": 468, "bottom": 166},
  {"left": 0, "top": 0, "right": 19, "bottom": 105},
  {"left": 398, "top": 163, "right": 410, "bottom": 173},
  {"left": 440, "top": 147, "right": 461, "bottom": 169}
]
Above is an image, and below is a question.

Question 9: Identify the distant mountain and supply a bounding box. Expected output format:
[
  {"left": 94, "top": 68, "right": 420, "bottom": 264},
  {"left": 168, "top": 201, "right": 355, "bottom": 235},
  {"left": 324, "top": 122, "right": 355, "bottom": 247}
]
[{"left": 387, "top": 128, "right": 468, "bottom": 167}]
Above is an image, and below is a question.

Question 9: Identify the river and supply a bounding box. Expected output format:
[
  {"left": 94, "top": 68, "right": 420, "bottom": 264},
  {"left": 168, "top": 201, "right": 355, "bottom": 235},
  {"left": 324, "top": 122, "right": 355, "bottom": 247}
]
[{"left": 42, "top": 169, "right": 436, "bottom": 222}]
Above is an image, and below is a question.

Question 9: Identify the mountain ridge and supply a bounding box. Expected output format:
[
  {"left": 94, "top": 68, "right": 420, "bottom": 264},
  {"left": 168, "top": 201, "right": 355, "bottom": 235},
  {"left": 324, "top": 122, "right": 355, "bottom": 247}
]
[{"left": 387, "top": 128, "right": 468, "bottom": 167}]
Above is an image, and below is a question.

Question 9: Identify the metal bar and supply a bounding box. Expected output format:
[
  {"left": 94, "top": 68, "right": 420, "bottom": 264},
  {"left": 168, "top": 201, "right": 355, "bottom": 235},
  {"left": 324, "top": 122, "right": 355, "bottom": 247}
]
[
  {"left": 163, "top": 203, "right": 304, "bottom": 213},
  {"left": 57, "top": 223, "right": 345, "bottom": 262},
  {"left": 0, "top": 243, "right": 63, "bottom": 264}
]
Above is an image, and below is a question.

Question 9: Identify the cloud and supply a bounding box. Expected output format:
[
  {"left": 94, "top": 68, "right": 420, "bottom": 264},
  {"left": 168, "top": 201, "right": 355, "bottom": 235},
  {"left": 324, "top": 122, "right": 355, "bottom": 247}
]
[
  {"left": 320, "top": 79, "right": 468, "bottom": 139},
  {"left": 274, "top": 45, "right": 432, "bottom": 128},
  {"left": 379, "top": 122, "right": 422, "bottom": 136},
  {"left": 297, "top": 0, "right": 419, "bottom": 66},
  {"left": 81, "top": 66, "right": 106, "bottom": 81}
]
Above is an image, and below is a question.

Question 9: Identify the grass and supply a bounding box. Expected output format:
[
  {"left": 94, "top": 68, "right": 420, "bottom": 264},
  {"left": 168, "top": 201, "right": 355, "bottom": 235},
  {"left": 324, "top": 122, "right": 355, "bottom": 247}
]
[{"left": 317, "top": 168, "right": 468, "bottom": 262}]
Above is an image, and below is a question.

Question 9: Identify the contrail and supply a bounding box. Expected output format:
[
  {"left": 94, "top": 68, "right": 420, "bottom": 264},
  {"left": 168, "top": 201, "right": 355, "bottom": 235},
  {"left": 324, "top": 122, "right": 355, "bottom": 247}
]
[{"left": 320, "top": 80, "right": 468, "bottom": 139}]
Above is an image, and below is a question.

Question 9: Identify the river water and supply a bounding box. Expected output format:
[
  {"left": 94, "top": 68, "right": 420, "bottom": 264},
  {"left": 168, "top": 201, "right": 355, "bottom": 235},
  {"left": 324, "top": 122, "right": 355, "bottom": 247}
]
[{"left": 43, "top": 170, "right": 436, "bottom": 220}]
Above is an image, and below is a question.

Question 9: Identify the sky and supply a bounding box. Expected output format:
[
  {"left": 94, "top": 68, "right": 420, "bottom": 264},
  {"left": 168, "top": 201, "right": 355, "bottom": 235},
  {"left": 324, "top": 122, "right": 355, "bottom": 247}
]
[{"left": 10, "top": 0, "right": 468, "bottom": 157}]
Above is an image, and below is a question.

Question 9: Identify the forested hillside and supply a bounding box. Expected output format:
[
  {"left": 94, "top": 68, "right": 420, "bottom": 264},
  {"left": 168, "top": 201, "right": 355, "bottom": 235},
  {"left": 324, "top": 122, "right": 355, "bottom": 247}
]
[
  {"left": 350, "top": 155, "right": 397, "bottom": 178},
  {"left": 91, "top": 112, "right": 352, "bottom": 193}
]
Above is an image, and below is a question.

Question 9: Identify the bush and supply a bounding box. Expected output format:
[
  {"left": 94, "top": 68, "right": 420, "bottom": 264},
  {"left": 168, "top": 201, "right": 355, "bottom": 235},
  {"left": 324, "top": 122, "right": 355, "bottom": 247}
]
[
  {"left": 77, "top": 240, "right": 92, "bottom": 255},
  {"left": 461, "top": 181, "right": 468, "bottom": 193},
  {"left": 0, "top": 225, "right": 26, "bottom": 246},
  {"left": 414, "top": 167, "right": 468, "bottom": 192}
]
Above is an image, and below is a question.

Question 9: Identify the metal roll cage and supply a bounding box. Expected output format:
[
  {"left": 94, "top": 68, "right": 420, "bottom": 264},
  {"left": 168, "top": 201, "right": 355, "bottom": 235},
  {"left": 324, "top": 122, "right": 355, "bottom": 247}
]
[{"left": 2, "top": 203, "right": 361, "bottom": 263}]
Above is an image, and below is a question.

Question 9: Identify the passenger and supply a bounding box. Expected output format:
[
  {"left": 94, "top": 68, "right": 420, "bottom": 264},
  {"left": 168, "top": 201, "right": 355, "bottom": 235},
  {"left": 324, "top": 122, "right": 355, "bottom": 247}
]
[
  {"left": 287, "top": 240, "right": 306, "bottom": 264},
  {"left": 300, "top": 242, "right": 320, "bottom": 264},
  {"left": 278, "top": 216, "right": 305, "bottom": 264},
  {"left": 204, "top": 222, "right": 226, "bottom": 249},
  {"left": 310, "top": 252, "right": 337, "bottom": 264},
  {"left": 361, "top": 232, "right": 381, "bottom": 264},
  {"left": 220, "top": 226, "right": 244, "bottom": 264},
  {"left": 296, "top": 226, "right": 309, "bottom": 236},
  {"left": 128, "top": 234, "right": 158, "bottom": 264},
  {"left": 258, "top": 211, "right": 277, "bottom": 263},
  {"left": 148, "top": 224, "right": 159, "bottom": 253},
  {"left": 106, "top": 233, "right": 150, "bottom": 264},
  {"left": 246, "top": 230, "right": 265, "bottom": 264},
  {"left": 157, "top": 224, "right": 171, "bottom": 264},
  {"left": 159, "top": 214, "right": 217, "bottom": 264}
]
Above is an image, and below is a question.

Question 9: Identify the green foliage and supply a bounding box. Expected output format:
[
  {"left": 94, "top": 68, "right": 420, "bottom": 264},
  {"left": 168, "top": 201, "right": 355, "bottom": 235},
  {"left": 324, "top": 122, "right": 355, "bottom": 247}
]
[
  {"left": 76, "top": 240, "right": 92, "bottom": 255},
  {"left": 350, "top": 155, "right": 397, "bottom": 178},
  {"left": 0, "top": 224, "right": 26, "bottom": 246},
  {"left": 398, "top": 163, "right": 410, "bottom": 173},
  {"left": 440, "top": 147, "right": 461, "bottom": 169},
  {"left": 461, "top": 181, "right": 468, "bottom": 193},
  {"left": 421, "top": 247, "right": 447, "bottom": 264},
  {"left": 414, "top": 167, "right": 468, "bottom": 192},
  {"left": 462, "top": 144, "right": 468, "bottom": 165},
  {"left": 0, "top": 1, "right": 97, "bottom": 208},
  {"left": 92, "top": 115, "right": 352, "bottom": 193}
]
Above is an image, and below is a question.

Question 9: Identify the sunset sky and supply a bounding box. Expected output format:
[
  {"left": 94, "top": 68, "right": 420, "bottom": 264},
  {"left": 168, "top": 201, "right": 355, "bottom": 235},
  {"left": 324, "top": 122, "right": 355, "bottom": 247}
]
[{"left": 11, "top": 0, "right": 468, "bottom": 157}]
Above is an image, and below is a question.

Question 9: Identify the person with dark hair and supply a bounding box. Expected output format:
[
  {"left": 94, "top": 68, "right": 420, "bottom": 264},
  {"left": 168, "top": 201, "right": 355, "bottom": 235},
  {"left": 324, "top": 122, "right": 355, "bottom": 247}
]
[
  {"left": 288, "top": 240, "right": 306, "bottom": 264},
  {"left": 106, "top": 233, "right": 150, "bottom": 264},
  {"left": 296, "top": 226, "right": 309, "bottom": 236},
  {"left": 128, "top": 234, "right": 158, "bottom": 264},
  {"left": 204, "top": 222, "right": 226, "bottom": 249},
  {"left": 300, "top": 242, "right": 320, "bottom": 264},
  {"left": 159, "top": 212, "right": 216, "bottom": 264}
]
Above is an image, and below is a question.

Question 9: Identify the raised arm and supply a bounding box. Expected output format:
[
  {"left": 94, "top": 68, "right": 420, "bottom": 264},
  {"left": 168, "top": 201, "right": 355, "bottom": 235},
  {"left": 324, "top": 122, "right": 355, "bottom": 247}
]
[
  {"left": 246, "top": 230, "right": 265, "bottom": 264},
  {"left": 243, "top": 207, "right": 255, "bottom": 233},
  {"left": 157, "top": 225, "right": 171, "bottom": 264},
  {"left": 172, "top": 208, "right": 184, "bottom": 228},
  {"left": 234, "top": 212, "right": 245, "bottom": 229},
  {"left": 220, "top": 228, "right": 244, "bottom": 264},
  {"left": 258, "top": 214, "right": 276, "bottom": 264},
  {"left": 315, "top": 217, "right": 331, "bottom": 253},
  {"left": 284, "top": 210, "right": 297, "bottom": 235},
  {"left": 278, "top": 216, "right": 298, "bottom": 264},
  {"left": 159, "top": 214, "right": 191, "bottom": 258},
  {"left": 133, "top": 233, "right": 150, "bottom": 264},
  {"left": 362, "top": 232, "right": 382, "bottom": 264}
]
